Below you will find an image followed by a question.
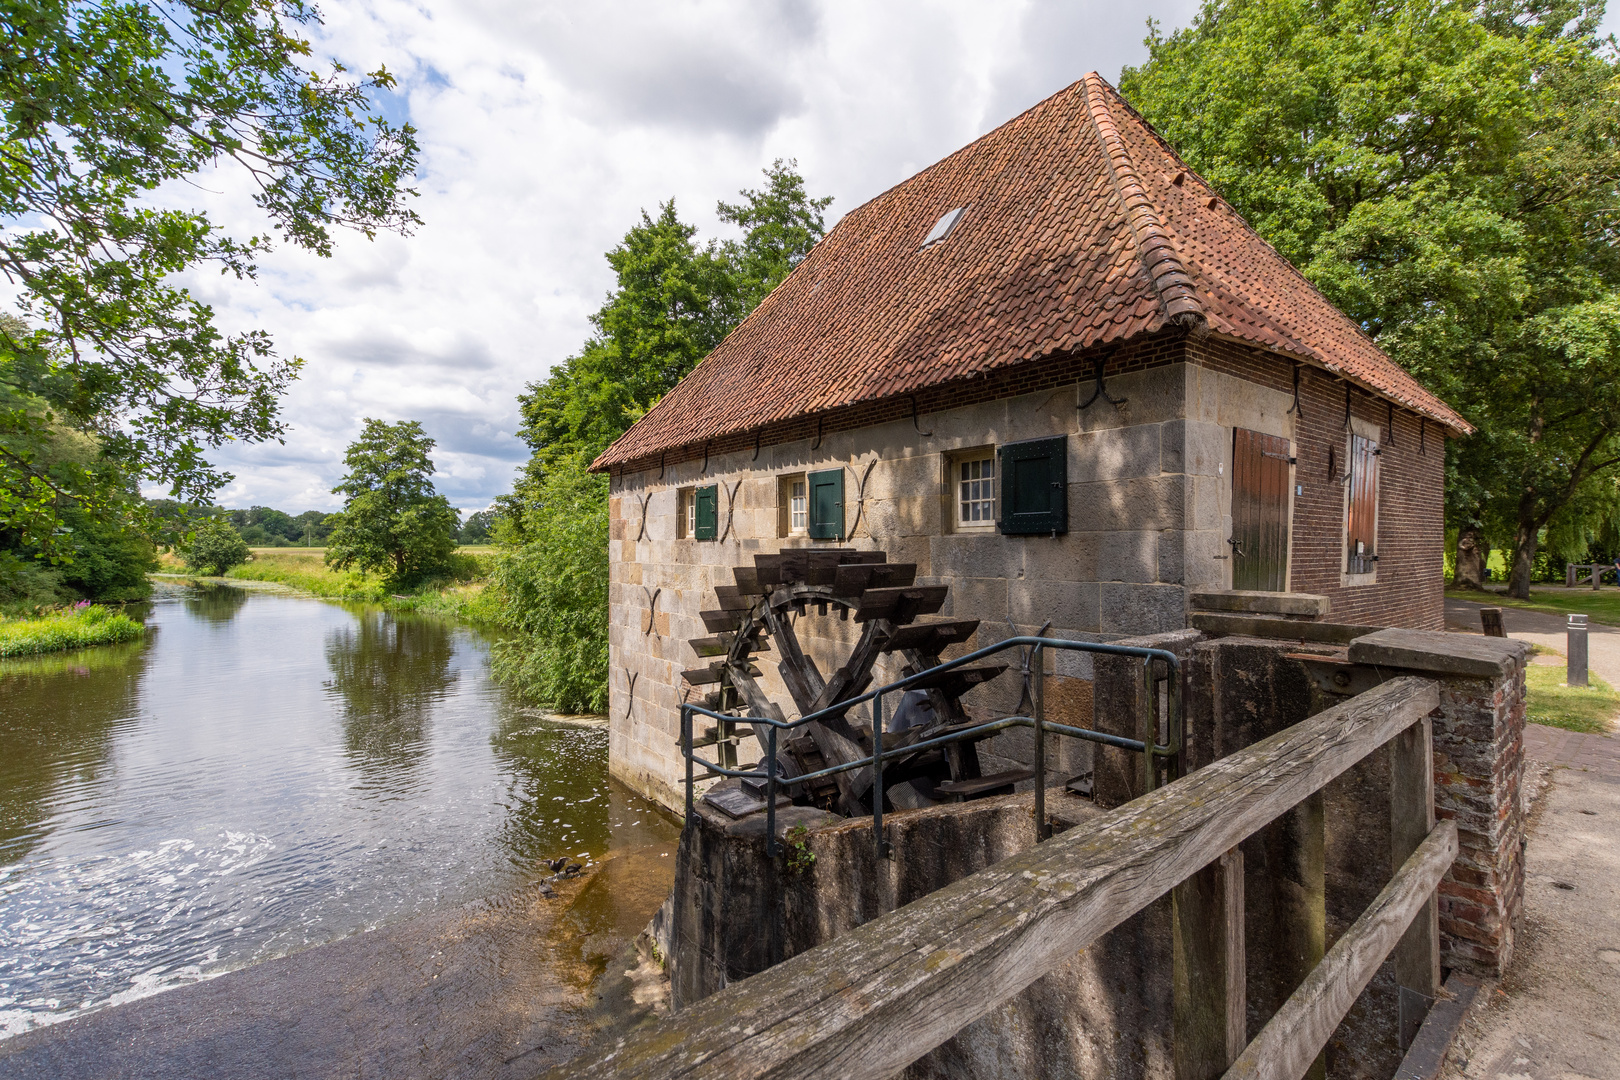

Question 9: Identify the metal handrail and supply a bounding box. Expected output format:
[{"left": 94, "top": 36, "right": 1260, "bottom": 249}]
[{"left": 680, "top": 635, "right": 1181, "bottom": 858}]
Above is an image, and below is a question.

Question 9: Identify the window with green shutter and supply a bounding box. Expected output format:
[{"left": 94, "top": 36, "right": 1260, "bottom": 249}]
[
  {"left": 694, "top": 484, "right": 718, "bottom": 540},
  {"left": 808, "top": 468, "right": 844, "bottom": 540},
  {"left": 997, "top": 436, "right": 1068, "bottom": 535}
]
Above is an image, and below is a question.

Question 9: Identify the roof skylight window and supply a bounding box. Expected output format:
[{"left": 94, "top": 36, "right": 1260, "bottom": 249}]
[{"left": 920, "top": 207, "right": 966, "bottom": 248}]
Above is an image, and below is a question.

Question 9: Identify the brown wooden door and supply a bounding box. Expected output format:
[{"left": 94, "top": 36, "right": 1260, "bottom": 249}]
[{"left": 1231, "top": 428, "right": 1292, "bottom": 591}]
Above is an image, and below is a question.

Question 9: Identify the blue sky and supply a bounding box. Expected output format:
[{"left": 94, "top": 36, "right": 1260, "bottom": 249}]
[{"left": 173, "top": 0, "right": 1618, "bottom": 515}]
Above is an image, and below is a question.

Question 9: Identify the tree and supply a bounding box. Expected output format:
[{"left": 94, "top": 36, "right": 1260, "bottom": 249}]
[
  {"left": 0, "top": 1, "right": 419, "bottom": 555},
  {"left": 325, "top": 419, "right": 458, "bottom": 583},
  {"left": 184, "top": 518, "right": 250, "bottom": 577},
  {"left": 486, "top": 163, "right": 832, "bottom": 709},
  {"left": 1120, "top": 0, "right": 1620, "bottom": 597},
  {"left": 459, "top": 509, "right": 498, "bottom": 544}
]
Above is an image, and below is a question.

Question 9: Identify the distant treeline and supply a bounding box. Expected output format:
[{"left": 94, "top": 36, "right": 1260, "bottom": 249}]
[{"left": 146, "top": 500, "right": 499, "bottom": 547}]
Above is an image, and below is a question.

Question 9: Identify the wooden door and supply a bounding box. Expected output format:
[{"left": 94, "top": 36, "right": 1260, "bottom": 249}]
[{"left": 1231, "top": 428, "right": 1292, "bottom": 591}]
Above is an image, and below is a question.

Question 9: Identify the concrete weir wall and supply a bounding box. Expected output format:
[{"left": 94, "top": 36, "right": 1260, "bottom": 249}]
[{"left": 665, "top": 627, "right": 1527, "bottom": 1080}]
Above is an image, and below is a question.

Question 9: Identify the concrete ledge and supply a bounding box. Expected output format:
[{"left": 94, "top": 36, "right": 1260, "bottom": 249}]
[
  {"left": 1190, "top": 611, "right": 1380, "bottom": 645},
  {"left": 1189, "top": 589, "right": 1330, "bottom": 617},
  {"left": 1348, "top": 628, "right": 1528, "bottom": 678}
]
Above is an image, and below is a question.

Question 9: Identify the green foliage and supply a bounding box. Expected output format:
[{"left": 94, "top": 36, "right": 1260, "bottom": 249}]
[
  {"left": 1120, "top": 0, "right": 1620, "bottom": 598},
  {"left": 783, "top": 824, "right": 816, "bottom": 874},
  {"left": 0, "top": 604, "right": 144, "bottom": 658},
  {"left": 459, "top": 509, "right": 498, "bottom": 544},
  {"left": 325, "top": 419, "right": 459, "bottom": 585},
  {"left": 0, "top": 1, "right": 419, "bottom": 554},
  {"left": 185, "top": 518, "right": 251, "bottom": 576},
  {"left": 487, "top": 163, "right": 831, "bottom": 710},
  {"left": 484, "top": 455, "right": 610, "bottom": 713},
  {"left": 56, "top": 505, "right": 155, "bottom": 601}
]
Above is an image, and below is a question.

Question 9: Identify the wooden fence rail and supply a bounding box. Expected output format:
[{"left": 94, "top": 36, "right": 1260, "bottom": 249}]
[{"left": 550, "top": 677, "right": 1442, "bottom": 1080}]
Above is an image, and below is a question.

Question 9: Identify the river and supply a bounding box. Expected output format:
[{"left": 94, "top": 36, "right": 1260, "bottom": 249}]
[{"left": 0, "top": 582, "right": 678, "bottom": 1040}]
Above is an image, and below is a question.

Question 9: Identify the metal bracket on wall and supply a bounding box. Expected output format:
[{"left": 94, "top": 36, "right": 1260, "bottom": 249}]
[
  {"left": 1420, "top": 417, "right": 1427, "bottom": 456},
  {"left": 752, "top": 430, "right": 762, "bottom": 462},
  {"left": 657, "top": 451, "right": 666, "bottom": 481},
  {"left": 641, "top": 586, "right": 661, "bottom": 636},
  {"left": 719, "top": 479, "right": 742, "bottom": 541},
  {"left": 633, "top": 491, "right": 651, "bottom": 541},
  {"left": 1078, "top": 355, "right": 1126, "bottom": 410},
  {"left": 844, "top": 459, "right": 878, "bottom": 542},
  {"left": 811, "top": 416, "right": 824, "bottom": 451},
  {"left": 1343, "top": 381, "right": 1353, "bottom": 431},
  {"left": 623, "top": 669, "right": 638, "bottom": 719},
  {"left": 1387, "top": 401, "right": 1396, "bottom": 448},
  {"left": 701, "top": 441, "right": 711, "bottom": 474},
  {"left": 1287, "top": 362, "right": 1304, "bottom": 417},
  {"left": 909, "top": 395, "right": 933, "bottom": 437}
]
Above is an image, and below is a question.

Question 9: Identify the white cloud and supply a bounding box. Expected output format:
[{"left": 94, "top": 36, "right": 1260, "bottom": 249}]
[{"left": 163, "top": 0, "right": 1209, "bottom": 513}]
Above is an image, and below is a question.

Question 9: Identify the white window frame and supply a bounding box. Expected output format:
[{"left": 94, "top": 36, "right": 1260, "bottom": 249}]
[
  {"left": 676, "top": 487, "right": 694, "bottom": 539},
  {"left": 778, "top": 474, "right": 809, "bottom": 537},
  {"left": 951, "top": 448, "right": 997, "bottom": 531}
]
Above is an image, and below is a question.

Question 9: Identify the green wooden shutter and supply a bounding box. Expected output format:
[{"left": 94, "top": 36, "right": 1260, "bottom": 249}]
[
  {"left": 997, "top": 436, "right": 1068, "bottom": 535},
  {"left": 808, "top": 468, "right": 844, "bottom": 539},
  {"left": 694, "top": 484, "right": 719, "bottom": 540}
]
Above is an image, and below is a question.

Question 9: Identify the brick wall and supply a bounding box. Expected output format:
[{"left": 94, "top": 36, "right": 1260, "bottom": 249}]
[{"left": 1188, "top": 336, "right": 1448, "bottom": 630}]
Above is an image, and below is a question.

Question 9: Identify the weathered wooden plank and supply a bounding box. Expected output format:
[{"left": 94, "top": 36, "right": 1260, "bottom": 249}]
[
  {"left": 882, "top": 617, "right": 980, "bottom": 655},
  {"left": 712, "top": 585, "right": 754, "bottom": 612},
  {"left": 832, "top": 562, "right": 917, "bottom": 596},
  {"left": 723, "top": 665, "right": 803, "bottom": 784},
  {"left": 1189, "top": 612, "right": 1383, "bottom": 645},
  {"left": 1390, "top": 715, "right": 1439, "bottom": 1049},
  {"left": 733, "top": 565, "right": 765, "bottom": 596},
  {"left": 762, "top": 605, "right": 871, "bottom": 807},
  {"left": 854, "top": 586, "right": 949, "bottom": 624},
  {"left": 691, "top": 634, "right": 773, "bottom": 659},
  {"left": 1174, "top": 847, "right": 1245, "bottom": 1080},
  {"left": 548, "top": 677, "right": 1441, "bottom": 1080},
  {"left": 700, "top": 609, "right": 741, "bottom": 634},
  {"left": 933, "top": 769, "right": 1033, "bottom": 798},
  {"left": 1224, "top": 820, "right": 1459, "bottom": 1080},
  {"left": 898, "top": 663, "right": 1006, "bottom": 697},
  {"left": 810, "top": 620, "right": 894, "bottom": 717},
  {"left": 682, "top": 663, "right": 761, "bottom": 686}
]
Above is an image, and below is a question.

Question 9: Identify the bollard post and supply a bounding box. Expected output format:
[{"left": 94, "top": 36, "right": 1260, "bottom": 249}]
[
  {"left": 1480, "top": 607, "right": 1506, "bottom": 638},
  {"left": 1568, "top": 614, "right": 1590, "bottom": 687}
]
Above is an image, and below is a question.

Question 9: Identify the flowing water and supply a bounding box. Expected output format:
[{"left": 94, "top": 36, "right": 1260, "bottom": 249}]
[{"left": 0, "top": 583, "right": 678, "bottom": 1039}]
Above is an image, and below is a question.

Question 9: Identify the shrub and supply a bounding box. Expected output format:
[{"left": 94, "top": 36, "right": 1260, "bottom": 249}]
[{"left": 185, "top": 519, "right": 252, "bottom": 576}]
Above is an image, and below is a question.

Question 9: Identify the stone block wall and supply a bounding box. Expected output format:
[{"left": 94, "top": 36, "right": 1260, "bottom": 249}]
[{"left": 607, "top": 339, "right": 1449, "bottom": 813}]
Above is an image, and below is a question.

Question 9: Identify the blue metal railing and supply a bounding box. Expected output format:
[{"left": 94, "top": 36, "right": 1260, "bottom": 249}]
[{"left": 680, "top": 636, "right": 1181, "bottom": 859}]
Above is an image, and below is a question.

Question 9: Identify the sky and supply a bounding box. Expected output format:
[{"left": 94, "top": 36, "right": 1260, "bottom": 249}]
[{"left": 159, "top": 0, "right": 1215, "bottom": 516}]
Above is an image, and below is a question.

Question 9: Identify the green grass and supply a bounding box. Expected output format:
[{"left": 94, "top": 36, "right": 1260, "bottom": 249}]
[
  {"left": 1446, "top": 586, "right": 1620, "bottom": 627},
  {"left": 0, "top": 605, "right": 145, "bottom": 658},
  {"left": 156, "top": 548, "right": 499, "bottom": 621},
  {"left": 1523, "top": 663, "right": 1620, "bottom": 734}
]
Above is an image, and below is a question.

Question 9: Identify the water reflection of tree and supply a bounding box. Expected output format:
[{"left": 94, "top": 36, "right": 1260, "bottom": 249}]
[
  {"left": 323, "top": 612, "right": 457, "bottom": 788},
  {"left": 0, "top": 642, "right": 147, "bottom": 863},
  {"left": 182, "top": 584, "right": 250, "bottom": 623}
]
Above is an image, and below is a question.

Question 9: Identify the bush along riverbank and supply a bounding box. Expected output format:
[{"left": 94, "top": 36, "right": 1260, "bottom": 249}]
[
  {"left": 156, "top": 548, "right": 500, "bottom": 622},
  {"left": 0, "top": 603, "right": 145, "bottom": 658}
]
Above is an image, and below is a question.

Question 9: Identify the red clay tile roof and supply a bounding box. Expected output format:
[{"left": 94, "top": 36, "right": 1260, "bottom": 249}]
[{"left": 591, "top": 74, "right": 1470, "bottom": 471}]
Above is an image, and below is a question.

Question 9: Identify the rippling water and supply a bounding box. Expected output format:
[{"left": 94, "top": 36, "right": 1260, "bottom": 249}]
[{"left": 0, "top": 584, "right": 677, "bottom": 1038}]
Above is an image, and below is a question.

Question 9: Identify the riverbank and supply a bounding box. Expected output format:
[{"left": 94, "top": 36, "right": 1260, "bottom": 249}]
[
  {"left": 0, "top": 604, "right": 144, "bottom": 658},
  {"left": 156, "top": 548, "right": 495, "bottom": 621}
]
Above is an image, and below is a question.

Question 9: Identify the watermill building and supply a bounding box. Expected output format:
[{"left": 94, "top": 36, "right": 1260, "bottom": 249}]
[{"left": 589, "top": 73, "right": 1471, "bottom": 814}]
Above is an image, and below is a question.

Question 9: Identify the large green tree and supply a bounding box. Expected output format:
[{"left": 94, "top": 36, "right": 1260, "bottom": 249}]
[
  {"left": 0, "top": 0, "right": 419, "bottom": 554},
  {"left": 486, "top": 162, "right": 831, "bottom": 710},
  {"left": 325, "top": 419, "right": 458, "bottom": 584},
  {"left": 1121, "top": 0, "right": 1620, "bottom": 597}
]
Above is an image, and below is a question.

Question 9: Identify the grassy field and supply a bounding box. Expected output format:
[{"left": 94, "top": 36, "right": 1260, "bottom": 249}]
[
  {"left": 156, "top": 548, "right": 495, "bottom": 620},
  {"left": 1446, "top": 586, "right": 1620, "bottom": 627},
  {"left": 0, "top": 605, "right": 145, "bottom": 658},
  {"left": 1523, "top": 662, "right": 1620, "bottom": 734}
]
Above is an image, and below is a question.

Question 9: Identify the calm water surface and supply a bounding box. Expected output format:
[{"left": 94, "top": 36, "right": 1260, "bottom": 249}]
[{"left": 0, "top": 584, "right": 677, "bottom": 1038}]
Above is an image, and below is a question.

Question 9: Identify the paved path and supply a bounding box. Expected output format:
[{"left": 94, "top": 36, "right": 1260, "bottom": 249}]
[
  {"left": 1439, "top": 748, "right": 1620, "bottom": 1080},
  {"left": 1447, "top": 594, "right": 1620, "bottom": 693}
]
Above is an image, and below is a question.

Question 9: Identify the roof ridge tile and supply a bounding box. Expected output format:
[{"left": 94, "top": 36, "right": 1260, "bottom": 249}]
[{"left": 1081, "top": 73, "right": 1205, "bottom": 330}]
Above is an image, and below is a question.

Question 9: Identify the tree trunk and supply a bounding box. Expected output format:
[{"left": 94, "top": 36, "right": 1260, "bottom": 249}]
[
  {"left": 1454, "top": 524, "right": 1489, "bottom": 590},
  {"left": 1507, "top": 521, "right": 1538, "bottom": 600}
]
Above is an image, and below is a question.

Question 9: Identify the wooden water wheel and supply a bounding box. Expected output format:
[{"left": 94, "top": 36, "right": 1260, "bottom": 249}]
[{"left": 682, "top": 548, "right": 1034, "bottom": 820}]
